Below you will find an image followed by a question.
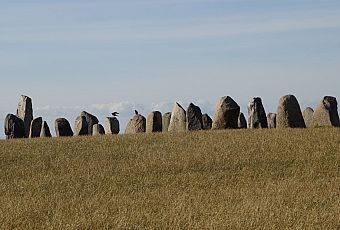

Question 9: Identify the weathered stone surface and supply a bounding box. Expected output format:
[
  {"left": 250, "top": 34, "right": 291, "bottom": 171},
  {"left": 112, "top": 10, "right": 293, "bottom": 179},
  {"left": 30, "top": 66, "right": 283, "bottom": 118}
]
[
  {"left": 125, "top": 114, "right": 146, "bottom": 134},
  {"left": 276, "top": 95, "right": 306, "bottom": 128},
  {"left": 238, "top": 112, "right": 247, "bottom": 129},
  {"left": 168, "top": 103, "right": 187, "bottom": 132},
  {"left": 267, "top": 113, "right": 277, "bottom": 129},
  {"left": 16, "top": 95, "right": 33, "bottom": 137},
  {"left": 212, "top": 96, "right": 240, "bottom": 129},
  {"left": 312, "top": 96, "right": 340, "bottom": 127},
  {"left": 80, "top": 111, "right": 99, "bottom": 135},
  {"left": 55, "top": 118, "right": 73, "bottom": 137},
  {"left": 74, "top": 115, "right": 88, "bottom": 136},
  {"left": 4, "top": 114, "right": 25, "bottom": 139},
  {"left": 247, "top": 97, "right": 268, "bottom": 128},
  {"left": 186, "top": 103, "right": 203, "bottom": 131},
  {"left": 104, "top": 117, "right": 120, "bottom": 134},
  {"left": 202, "top": 113, "right": 212, "bottom": 130},
  {"left": 162, "top": 112, "right": 171, "bottom": 132},
  {"left": 40, "top": 121, "right": 52, "bottom": 137},
  {"left": 303, "top": 107, "right": 314, "bottom": 128},
  {"left": 29, "top": 117, "right": 43, "bottom": 138},
  {"left": 93, "top": 124, "right": 105, "bottom": 135},
  {"left": 146, "top": 111, "right": 162, "bottom": 133}
]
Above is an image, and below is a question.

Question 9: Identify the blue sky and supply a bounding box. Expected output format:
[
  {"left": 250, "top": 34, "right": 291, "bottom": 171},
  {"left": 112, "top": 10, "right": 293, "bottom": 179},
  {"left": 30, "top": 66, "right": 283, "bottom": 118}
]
[{"left": 1, "top": 0, "right": 340, "bottom": 137}]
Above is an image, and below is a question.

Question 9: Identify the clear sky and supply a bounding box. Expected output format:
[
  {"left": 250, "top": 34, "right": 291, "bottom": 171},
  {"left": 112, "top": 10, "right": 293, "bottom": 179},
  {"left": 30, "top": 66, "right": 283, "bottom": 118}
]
[{"left": 1, "top": 0, "right": 340, "bottom": 137}]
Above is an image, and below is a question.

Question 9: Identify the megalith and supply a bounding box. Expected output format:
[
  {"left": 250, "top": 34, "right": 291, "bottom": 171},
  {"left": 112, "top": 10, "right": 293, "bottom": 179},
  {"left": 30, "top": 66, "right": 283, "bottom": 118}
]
[
  {"left": 40, "top": 121, "right": 52, "bottom": 137},
  {"left": 16, "top": 95, "right": 33, "bottom": 137},
  {"left": 80, "top": 111, "right": 99, "bottom": 135},
  {"left": 247, "top": 97, "right": 268, "bottom": 128},
  {"left": 267, "top": 113, "right": 277, "bottom": 129},
  {"left": 312, "top": 96, "right": 340, "bottom": 127},
  {"left": 104, "top": 117, "right": 120, "bottom": 134},
  {"left": 29, "top": 117, "right": 43, "bottom": 138},
  {"left": 202, "top": 113, "right": 212, "bottom": 130},
  {"left": 125, "top": 114, "right": 146, "bottom": 134},
  {"left": 186, "top": 103, "right": 203, "bottom": 131},
  {"left": 4, "top": 114, "right": 25, "bottom": 139},
  {"left": 303, "top": 107, "right": 314, "bottom": 128},
  {"left": 168, "top": 103, "right": 187, "bottom": 132},
  {"left": 212, "top": 96, "right": 240, "bottom": 129},
  {"left": 162, "top": 112, "right": 171, "bottom": 132},
  {"left": 276, "top": 95, "right": 306, "bottom": 128},
  {"left": 74, "top": 115, "right": 88, "bottom": 136},
  {"left": 93, "top": 124, "right": 105, "bottom": 135},
  {"left": 238, "top": 112, "right": 247, "bottom": 129},
  {"left": 55, "top": 118, "right": 73, "bottom": 137},
  {"left": 146, "top": 111, "right": 162, "bottom": 133}
]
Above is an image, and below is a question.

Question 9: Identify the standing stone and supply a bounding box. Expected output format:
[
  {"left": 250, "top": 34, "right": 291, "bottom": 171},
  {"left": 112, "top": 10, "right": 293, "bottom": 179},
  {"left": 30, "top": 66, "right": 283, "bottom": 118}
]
[
  {"left": 162, "top": 112, "right": 171, "bottom": 132},
  {"left": 4, "top": 114, "right": 25, "bottom": 139},
  {"left": 55, "top": 118, "right": 73, "bottom": 137},
  {"left": 212, "top": 96, "right": 240, "bottom": 129},
  {"left": 40, "top": 121, "right": 52, "bottom": 137},
  {"left": 125, "top": 114, "right": 146, "bottom": 134},
  {"left": 238, "top": 113, "right": 247, "bottom": 129},
  {"left": 74, "top": 116, "right": 88, "bottom": 136},
  {"left": 104, "top": 117, "right": 120, "bottom": 134},
  {"left": 146, "top": 111, "right": 162, "bottom": 133},
  {"left": 303, "top": 107, "right": 314, "bottom": 128},
  {"left": 276, "top": 95, "right": 306, "bottom": 128},
  {"left": 186, "top": 103, "right": 203, "bottom": 131},
  {"left": 267, "top": 113, "right": 277, "bottom": 129},
  {"left": 202, "top": 114, "right": 212, "bottom": 130},
  {"left": 312, "top": 96, "right": 340, "bottom": 127},
  {"left": 168, "top": 103, "right": 187, "bottom": 132},
  {"left": 16, "top": 95, "right": 33, "bottom": 137},
  {"left": 247, "top": 97, "right": 268, "bottom": 128},
  {"left": 80, "top": 111, "right": 99, "bottom": 135},
  {"left": 93, "top": 124, "right": 105, "bottom": 135},
  {"left": 29, "top": 117, "right": 43, "bottom": 138}
]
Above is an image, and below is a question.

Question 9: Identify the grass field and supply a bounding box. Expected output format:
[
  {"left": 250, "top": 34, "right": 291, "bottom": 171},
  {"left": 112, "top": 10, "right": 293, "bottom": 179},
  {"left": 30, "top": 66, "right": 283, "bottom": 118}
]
[{"left": 0, "top": 129, "right": 339, "bottom": 229}]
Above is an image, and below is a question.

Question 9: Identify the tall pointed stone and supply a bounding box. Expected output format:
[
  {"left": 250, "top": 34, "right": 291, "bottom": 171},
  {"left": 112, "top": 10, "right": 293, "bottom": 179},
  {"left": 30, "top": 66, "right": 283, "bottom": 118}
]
[
  {"left": 16, "top": 95, "right": 33, "bottom": 137},
  {"left": 4, "top": 114, "right": 25, "bottom": 139},
  {"left": 125, "top": 114, "right": 146, "bottom": 134},
  {"left": 276, "top": 95, "right": 306, "bottom": 128},
  {"left": 186, "top": 103, "right": 203, "bottom": 131},
  {"left": 104, "top": 117, "right": 120, "bottom": 134},
  {"left": 74, "top": 115, "right": 88, "bottom": 136},
  {"left": 202, "top": 114, "right": 212, "bottom": 130},
  {"left": 238, "top": 112, "right": 247, "bottom": 129},
  {"left": 80, "top": 111, "right": 99, "bottom": 135},
  {"left": 29, "top": 117, "right": 43, "bottom": 138},
  {"left": 247, "top": 97, "right": 268, "bottom": 128},
  {"left": 162, "top": 112, "right": 171, "bottom": 132},
  {"left": 168, "top": 103, "right": 187, "bottom": 132},
  {"left": 303, "top": 107, "right": 314, "bottom": 128},
  {"left": 55, "top": 118, "right": 73, "bottom": 137},
  {"left": 313, "top": 96, "right": 340, "bottom": 127},
  {"left": 212, "top": 96, "right": 240, "bottom": 129},
  {"left": 40, "top": 121, "right": 52, "bottom": 137},
  {"left": 146, "top": 111, "right": 162, "bottom": 133},
  {"left": 267, "top": 113, "right": 277, "bottom": 129}
]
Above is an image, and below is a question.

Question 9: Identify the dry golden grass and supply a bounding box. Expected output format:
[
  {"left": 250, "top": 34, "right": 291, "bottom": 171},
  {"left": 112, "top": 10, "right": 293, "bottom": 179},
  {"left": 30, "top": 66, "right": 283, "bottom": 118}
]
[{"left": 0, "top": 129, "right": 339, "bottom": 229}]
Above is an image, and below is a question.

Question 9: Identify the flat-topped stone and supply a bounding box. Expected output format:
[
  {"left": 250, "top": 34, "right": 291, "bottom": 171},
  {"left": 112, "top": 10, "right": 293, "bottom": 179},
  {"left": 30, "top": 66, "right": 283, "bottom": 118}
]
[
  {"left": 104, "top": 117, "right": 120, "bottom": 134},
  {"left": 313, "top": 96, "right": 340, "bottom": 127},
  {"left": 55, "top": 118, "right": 73, "bottom": 137},
  {"left": 4, "top": 114, "right": 25, "bottom": 139},
  {"left": 162, "top": 112, "right": 171, "bottom": 132},
  {"left": 16, "top": 95, "right": 33, "bottom": 137},
  {"left": 146, "top": 111, "right": 162, "bottom": 133},
  {"left": 267, "top": 113, "right": 277, "bottom": 129}
]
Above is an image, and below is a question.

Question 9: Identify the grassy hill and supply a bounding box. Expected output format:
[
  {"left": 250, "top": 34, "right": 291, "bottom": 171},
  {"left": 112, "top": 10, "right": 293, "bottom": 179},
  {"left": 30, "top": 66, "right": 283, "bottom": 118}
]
[{"left": 0, "top": 129, "right": 339, "bottom": 229}]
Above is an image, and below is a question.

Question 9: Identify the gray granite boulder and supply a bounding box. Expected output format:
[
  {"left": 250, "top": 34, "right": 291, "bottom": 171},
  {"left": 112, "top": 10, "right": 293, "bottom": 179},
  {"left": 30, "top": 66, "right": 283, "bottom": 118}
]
[
  {"left": 93, "top": 124, "right": 105, "bottom": 135},
  {"left": 212, "top": 96, "right": 240, "bottom": 129},
  {"left": 276, "top": 95, "right": 306, "bottom": 128},
  {"left": 202, "top": 113, "right": 212, "bottom": 130},
  {"left": 125, "top": 114, "right": 146, "bottom": 134},
  {"left": 238, "top": 112, "right": 247, "bottom": 129},
  {"left": 74, "top": 115, "right": 88, "bottom": 136},
  {"left": 162, "top": 112, "right": 171, "bottom": 132},
  {"left": 80, "top": 111, "right": 99, "bottom": 135},
  {"left": 4, "top": 114, "right": 25, "bottom": 139},
  {"left": 146, "top": 111, "right": 162, "bottom": 133},
  {"left": 186, "top": 103, "right": 203, "bottom": 131},
  {"left": 267, "top": 113, "right": 277, "bottom": 129},
  {"left": 104, "top": 117, "right": 120, "bottom": 134},
  {"left": 168, "top": 103, "right": 187, "bottom": 132},
  {"left": 16, "top": 95, "right": 33, "bottom": 137},
  {"left": 247, "top": 97, "right": 268, "bottom": 128},
  {"left": 55, "top": 118, "right": 73, "bottom": 137},
  {"left": 29, "top": 117, "right": 43, "bottom": 138},
  {"left": 40, "top": 121, "right": 52, "bottom": 137},
  {"left": 312, "top": 96, "right": 340, "bottom": 127},
  {"left": 303, "top": 107, "right": 314, "bottom": 128}
]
